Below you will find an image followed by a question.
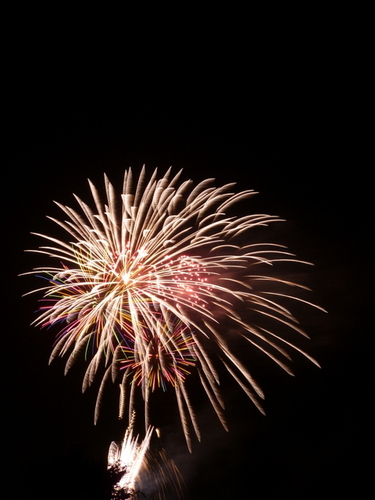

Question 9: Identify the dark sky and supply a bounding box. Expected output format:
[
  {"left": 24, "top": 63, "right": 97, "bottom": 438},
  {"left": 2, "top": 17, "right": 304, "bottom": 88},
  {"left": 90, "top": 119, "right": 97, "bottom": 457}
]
[{"left": 3, "top": 37, "right": 370, "bottom": 499}]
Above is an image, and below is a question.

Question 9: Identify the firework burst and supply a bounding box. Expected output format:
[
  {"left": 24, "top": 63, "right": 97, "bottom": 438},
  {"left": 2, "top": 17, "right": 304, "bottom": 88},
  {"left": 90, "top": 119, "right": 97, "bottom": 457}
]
[
  {"left": 108, "top": 412, "right": 184, "bottom": 499},
  {"left": 108, "top": 412, "right": 153, "bottom": 498},
  {"left": 23, "top": 166, "right": 324, "bottom": 450}
]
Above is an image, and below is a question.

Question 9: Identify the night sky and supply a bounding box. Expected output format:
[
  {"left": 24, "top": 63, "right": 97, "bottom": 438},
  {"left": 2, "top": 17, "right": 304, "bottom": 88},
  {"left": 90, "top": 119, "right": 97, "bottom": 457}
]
[{"left": 3, "top": 37, "right": 370, "bottom": 499}]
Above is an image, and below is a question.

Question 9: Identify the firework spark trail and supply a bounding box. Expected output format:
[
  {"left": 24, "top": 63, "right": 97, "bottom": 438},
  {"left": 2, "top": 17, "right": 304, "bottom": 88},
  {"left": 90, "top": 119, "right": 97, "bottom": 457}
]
[
  {"left": 108, "top": 413, "right": 185, "bottom": 500},
  {"left": 108, "top": 412, "right": 153, "bottom": 496},
  {"left": 23, "top": 166, "right": 325, "bottom": 450}
]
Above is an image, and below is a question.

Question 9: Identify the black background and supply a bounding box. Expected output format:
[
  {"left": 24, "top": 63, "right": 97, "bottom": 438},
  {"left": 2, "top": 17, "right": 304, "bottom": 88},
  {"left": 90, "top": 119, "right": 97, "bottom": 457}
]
[{"left": 3, "top": 17, "right": 371, "bottom": 500}]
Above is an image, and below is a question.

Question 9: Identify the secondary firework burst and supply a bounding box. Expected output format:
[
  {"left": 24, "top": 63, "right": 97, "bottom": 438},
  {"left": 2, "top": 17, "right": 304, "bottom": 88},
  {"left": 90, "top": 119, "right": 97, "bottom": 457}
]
[
  {"left": 23, "top": 166, "right": 325, "bottom": 450},
  {"left": 107, "top": 412, "right": 185, "bottom": 500},
  {"left": 107, "top": 412, "right": 153, "bottom": 499}
]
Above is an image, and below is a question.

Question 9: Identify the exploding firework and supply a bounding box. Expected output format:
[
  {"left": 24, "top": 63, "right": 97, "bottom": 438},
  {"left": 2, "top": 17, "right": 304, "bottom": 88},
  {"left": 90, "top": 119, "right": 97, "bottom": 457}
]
[
  {"left": 23, "top": 166, "right": 324, "bottom": 450},
  {"left": 107, "top": 412, "right": 184, "bottom": 499},
  {"left": 107, "top": 412, "right": 153, "bottom": 498}
]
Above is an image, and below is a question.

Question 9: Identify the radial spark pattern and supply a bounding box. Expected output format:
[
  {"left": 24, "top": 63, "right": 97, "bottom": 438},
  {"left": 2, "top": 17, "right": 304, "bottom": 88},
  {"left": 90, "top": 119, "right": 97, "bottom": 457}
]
[{"left": 24, "top": 167, "right": 324, "bottom": 450}]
